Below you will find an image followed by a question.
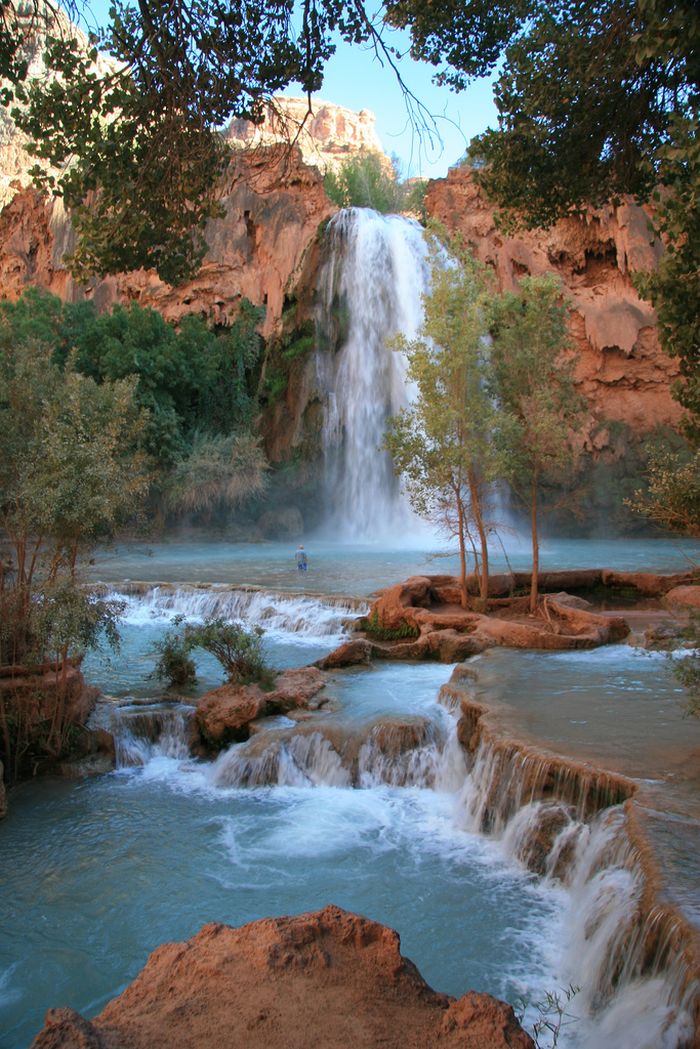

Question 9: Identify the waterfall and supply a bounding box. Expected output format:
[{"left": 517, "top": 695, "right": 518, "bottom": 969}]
[
  {"left": 447, "top": 681, "right": 699, "bottom": 1049},
  {"left": 315, "top": 208, "right": 430, "bottom": 540},
  {"left": 208, "top": 717, "right": 460, "bottom": 791},
  {"left": 102, "top": 585, "right": 365, "bottom": 639},
  {"left": 112, "top": 704, "right": 193, "bottom": 767}
]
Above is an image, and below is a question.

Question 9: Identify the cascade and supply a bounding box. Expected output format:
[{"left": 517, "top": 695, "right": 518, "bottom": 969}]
[
  {"left": 315, "top": 208, "right": 430, "bottom": 540},
  {"left": 111, "top": 703, "right": 193, "bottom": 767},
  {"left": 446, "top": 681, "right": 700, "bottom": 1049},
  {"left": 104, "top": 584, "right": 365, "bottom": 639}
]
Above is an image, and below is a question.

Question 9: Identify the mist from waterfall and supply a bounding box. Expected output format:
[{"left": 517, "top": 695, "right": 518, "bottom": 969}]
[{"left": 315, "top": 208, "right": 430, "bottom": 542}]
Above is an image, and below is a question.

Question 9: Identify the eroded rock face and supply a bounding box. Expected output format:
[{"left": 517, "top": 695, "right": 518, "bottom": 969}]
[
  {"left": 334, "top": 574, "right": 632, "bottom": 663},
  {"left": 226, "top": 96, "right": 387, "bottom": 173},
  {"left": 426, "top": 167, "right": 682, "bottom": 451},
  {"left": 0, "top": 145, "right": 334, "bottom": 338},
  {"left": 29, "top": 906, "right": 534, "bottom": 1049}
]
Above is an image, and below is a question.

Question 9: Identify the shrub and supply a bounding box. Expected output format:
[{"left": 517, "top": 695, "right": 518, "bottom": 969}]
[
  {"left": 184, "top": 618, "right": 273, "bottom": 686},
  {"left": 358, "top": 610, "right": 419, "bottom": 641},
  {"left": 152, "top": 616, "right": 197, "bottom": 688}
]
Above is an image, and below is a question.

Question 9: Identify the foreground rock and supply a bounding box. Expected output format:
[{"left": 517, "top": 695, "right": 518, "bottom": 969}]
[
  {"left": 30, "top": 906, "right": 534, "bottom": 1049},
  {"left": 193, "top": 666, "right": 327, "bottom": 752}
]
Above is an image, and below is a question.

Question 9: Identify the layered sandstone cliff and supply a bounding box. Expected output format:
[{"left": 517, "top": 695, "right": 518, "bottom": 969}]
[
  {"left": 0, "top": 146, "right": 334, "bottom": 338},
  {"left": 226, "top": 95, "right": 387, "bottom": 173},
  {"left": 426, "top": 167, "right": 682, "bottom": 451}
]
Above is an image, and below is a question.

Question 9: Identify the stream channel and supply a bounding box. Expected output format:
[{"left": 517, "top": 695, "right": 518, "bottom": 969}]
[{"left": 1, "top": 537, "right": 700, "bottom": 1048}]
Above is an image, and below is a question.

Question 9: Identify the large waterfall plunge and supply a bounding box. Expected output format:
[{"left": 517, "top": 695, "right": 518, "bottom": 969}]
[{"left": 315, "top": 208, "right": 430, "bottom": 541}]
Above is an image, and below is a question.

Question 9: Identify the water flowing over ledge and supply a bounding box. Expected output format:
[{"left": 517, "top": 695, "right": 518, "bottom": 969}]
[
  {"left": 94, "top": 582, "right": 367, "bottom": 638},
  {"left": 103, "top": 653, "right": 700, "bottom": 1049},
  {"left": 442, "top": 671, "right": 700, "bottom": 1049}
]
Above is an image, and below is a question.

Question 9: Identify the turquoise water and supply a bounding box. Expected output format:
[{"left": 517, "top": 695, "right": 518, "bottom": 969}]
[
  {"left": 86, "top": 536, "right": 700, "bottom": 595},
  {"left": 0, "top": 717, "right": 560, "bottom": 1048},
  {"left": 2, "top": 540, "right": 699, "bottom": 1049}
]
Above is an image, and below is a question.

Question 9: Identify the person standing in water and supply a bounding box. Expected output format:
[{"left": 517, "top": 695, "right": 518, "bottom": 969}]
[{"left": 295, "top": 544, "right": 308, "bottom": 572}]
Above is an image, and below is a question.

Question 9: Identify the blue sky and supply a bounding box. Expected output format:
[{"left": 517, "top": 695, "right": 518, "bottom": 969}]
[
  {"left": 74, "top": 4, "right": 499, "bottom": 180},
  {"left": 283, "top": 28, "right": 499, "bottom": 180}
]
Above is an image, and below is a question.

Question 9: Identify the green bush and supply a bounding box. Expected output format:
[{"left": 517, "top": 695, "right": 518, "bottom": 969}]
[
  {"left": 185, "top": 617, "right": 273, "bottom": 686},
  {"left": 152, "top": 616, "right": 197, "bottom": 688},
  {"left": 358, "top": 610, "right": 419, "bottom": 641}
]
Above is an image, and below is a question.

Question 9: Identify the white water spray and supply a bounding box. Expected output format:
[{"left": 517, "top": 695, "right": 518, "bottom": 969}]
[{"left": 316, "top": 208, "right": 430, "bottom": 540}]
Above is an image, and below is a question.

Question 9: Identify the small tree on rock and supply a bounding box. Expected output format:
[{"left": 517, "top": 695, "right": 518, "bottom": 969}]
[
  {"left": 385, "top": 232, "right": 504, "bottom": 609},
  {"left": 489, "top": 274, "right": 585, "bottom": 612}
]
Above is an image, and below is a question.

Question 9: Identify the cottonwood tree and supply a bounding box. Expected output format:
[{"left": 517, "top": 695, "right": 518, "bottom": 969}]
[
  {"left": 0, "top": 326, "right": 150, "bottom": 772},
  {"left": 385, "top": 233, "right": 503, "bottom": 608},
  {"left": 489, "top": 274, "right": 585, "bottom": 612}
]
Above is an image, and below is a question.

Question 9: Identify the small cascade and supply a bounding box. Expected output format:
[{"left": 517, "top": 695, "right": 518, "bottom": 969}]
[
  {"left": 208, "top": 716, "right": 461, "bottom": 791},
  {"left": 112, "top": 704, "right": 193, "bottom": 767},
  {"left": 446, "top": 676, "right": 700, "bottom": 1049},
  {"left": 104, "top": 584, "right": 365, "bottom": 638},
  {"left": 315, "top": 208, "right": 430, "bottom": 540},
  {"left": 357, "top": 718, "right": 467, "bottom": 789},
  {"left": 210, "top": 729, "right": 351, "bottom": 789}
]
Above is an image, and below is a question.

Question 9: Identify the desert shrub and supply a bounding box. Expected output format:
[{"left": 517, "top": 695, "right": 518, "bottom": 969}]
[
  {"left": 152, "top": 616, "right": 197, "bottom": 688},
  {"left": 185, "top": 618, "right": 273, "bottom": 686}
]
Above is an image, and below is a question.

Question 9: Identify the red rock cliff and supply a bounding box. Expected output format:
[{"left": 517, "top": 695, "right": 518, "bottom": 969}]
[
  {"left": 426, "top": 167, "right": 682, "bottom": 453},
  {"left": 0, "top": 146, "right": 334, "bottom": 338}
]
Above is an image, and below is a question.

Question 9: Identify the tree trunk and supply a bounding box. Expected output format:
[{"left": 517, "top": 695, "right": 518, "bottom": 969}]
[
  {"left": 530, "top": 475, "right": 539, "bottom": 614},
  {"left": 456, "top": 494, "right": 468, "bottom": 609},
  {"left": 468, "top": 468, "right": 489, "bottom": 607}
]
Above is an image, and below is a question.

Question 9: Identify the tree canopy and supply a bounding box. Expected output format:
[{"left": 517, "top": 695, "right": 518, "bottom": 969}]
[{"left": 2, "top": 0, "right": 696, "bottom": 289}]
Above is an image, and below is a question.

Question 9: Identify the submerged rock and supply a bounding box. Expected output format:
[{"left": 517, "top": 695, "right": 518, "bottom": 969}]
[{"left": 29, "top": 906, "right": 535, "bottom": 1049}]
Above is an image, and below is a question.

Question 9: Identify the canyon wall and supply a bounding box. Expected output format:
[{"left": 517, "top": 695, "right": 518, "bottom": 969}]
[
  {"left": 0, "top": 90, "right": 684, "bottom": 524},
  {"left": 0, "top": 147, "right": 334, "bottom": 339},
  {"left": 226, "top": 96, "right": 387, "bottom": 174},
  {"left": 426, "top": 168, "right": 682, "bottom": 455}
]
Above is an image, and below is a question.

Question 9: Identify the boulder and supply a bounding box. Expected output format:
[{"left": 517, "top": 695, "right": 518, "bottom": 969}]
[
  {"left": 663, "top": 585, "right": 700, "bottom": 610},
  {"left": 29, "top": 906, "right": 534, "bottom": 1049},
  {"left": 194, "top": 667, "right": 327, "bottom": 750},
  {"left": 265, "top": 666, "right": 327, "bottom": 711},
  {"left": 195, "top": 684, "right": 268, "bottom": 749},
  {"left": 316, "top": 638, "right": 374, "bottom": 668}
]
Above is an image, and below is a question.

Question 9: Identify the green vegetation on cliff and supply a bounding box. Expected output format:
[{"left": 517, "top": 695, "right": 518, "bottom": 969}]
[
  {"left": 0, "top": 289, "right": 269, "bottom": 516},
  {"left": 324, "top": 152, "right": 428, "bottom": 219}
]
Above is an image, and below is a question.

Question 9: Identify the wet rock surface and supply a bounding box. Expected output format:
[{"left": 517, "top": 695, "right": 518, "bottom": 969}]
[
  {"left": 29, "top": 906, "right": 535, "bottom": 1049},
  {"left": 331, "top": 574, "right": 635, "bottom": 664},
  {"left": 194, "top": 666, "right": 327, "bottom": 751}
]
